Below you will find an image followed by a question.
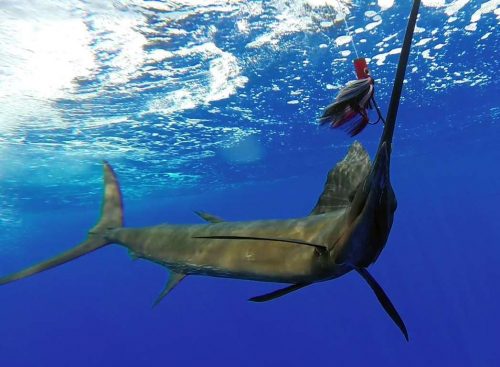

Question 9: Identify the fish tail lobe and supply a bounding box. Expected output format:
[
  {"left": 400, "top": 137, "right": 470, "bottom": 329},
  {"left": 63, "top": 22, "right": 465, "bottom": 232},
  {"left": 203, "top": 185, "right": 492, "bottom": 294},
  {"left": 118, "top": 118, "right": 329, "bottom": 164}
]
[{"left": 0, "top": 161, "right": 124, "bottom": 286}]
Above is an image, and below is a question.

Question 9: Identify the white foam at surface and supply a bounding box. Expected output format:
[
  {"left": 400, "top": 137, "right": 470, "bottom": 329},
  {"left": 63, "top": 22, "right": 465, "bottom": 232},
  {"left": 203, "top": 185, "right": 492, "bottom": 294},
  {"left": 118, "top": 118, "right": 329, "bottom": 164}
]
[
  {"left": 0, "top": 0, "right": 162, "bottom": 132},
  {"left": 246, "top": 1, "right": 315, "bottom": 49},
  {"left": 422, "top": 49, "right": 434, "bottom": 59},
  {"left": 335, "top": 35, "right": 352, "bottom": 46},
  {"left": 150, "top": 90, "right": 196, "bottom": 115},
  {"left": 464, "top": 23, "right": 477, "bottom": 31},
  {"left": 148, "top": 42, "right": 248, "bottom": 114},
  {"left": 205, "top": 51, "right": 248, "bottom": 103},
  {"left": 0, "top": 2, "right": 97, "bottom": 133},
  {"left": 470, "top": 0, "right": 500, "bottom": 23},
  {"left": 471, "top": 10, "right": 482, "bottom": 22},
  {"left": 415, "top": 38, "right": 433, "bottom": 46},
  {"left": 445, "top": 0, "right": 472, "bottom": 16},
  {"left": 147, "top": 49, "right": 175, "bottom": 63},
  {"left": 382, "top": 33, "right": 398, "bottom": 42},
  {"left": 237, "top": 19, "right": 250, "bottom": 33},
  {"left": 305, "top": 0, "right": 350, "bottom": 7},
  {"left": 372, "top": 47, "right": 401, "bottom": 66},
  {"left": 0, "top": 6, "right": 95, "bottom": 101},
  {"left": 246, "top": 10, "right": 309, "bottom": 49},
  {"left": 377, "top": 0, "right": 394, "bottom": 11},
  {"left": 246, "top": 0, "right": 353, "bottom": 49},
  {"left": 91, "top": 10, "right": 148, "bottom": 87},
  {"left": 422, "top": 0, "right": 446, "bottom": 7},
  {"left": 365, "top": 19, "right": 382, "bottom": 31}
]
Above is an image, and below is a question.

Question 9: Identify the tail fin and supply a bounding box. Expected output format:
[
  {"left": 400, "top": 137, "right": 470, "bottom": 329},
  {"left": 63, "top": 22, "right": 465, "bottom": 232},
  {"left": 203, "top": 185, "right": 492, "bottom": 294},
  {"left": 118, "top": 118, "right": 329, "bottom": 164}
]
[{"left": 0, "top": 161, "right": 123, "bottom": 286}]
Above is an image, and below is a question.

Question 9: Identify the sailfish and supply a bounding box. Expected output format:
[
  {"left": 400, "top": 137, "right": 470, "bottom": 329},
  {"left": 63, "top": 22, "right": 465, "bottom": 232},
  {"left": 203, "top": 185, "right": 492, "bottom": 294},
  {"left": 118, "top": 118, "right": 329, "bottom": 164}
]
[{"left": 0, "top": 0, "right": 422, "bottom": 341}]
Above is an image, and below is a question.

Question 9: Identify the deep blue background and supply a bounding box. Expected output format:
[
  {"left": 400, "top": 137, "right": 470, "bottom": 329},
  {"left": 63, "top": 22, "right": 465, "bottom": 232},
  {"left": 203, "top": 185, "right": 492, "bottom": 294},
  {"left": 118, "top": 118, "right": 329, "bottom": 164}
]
[{"left": 1, "top": 1, "right": 499, "bottom": 366}]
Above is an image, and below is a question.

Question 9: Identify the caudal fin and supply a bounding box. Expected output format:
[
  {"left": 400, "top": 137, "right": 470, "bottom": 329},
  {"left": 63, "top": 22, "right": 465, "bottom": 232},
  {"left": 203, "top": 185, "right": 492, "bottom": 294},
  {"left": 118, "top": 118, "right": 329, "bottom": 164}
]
[{"left": 0, "top": 161, "right": 123, "bottom": 286}]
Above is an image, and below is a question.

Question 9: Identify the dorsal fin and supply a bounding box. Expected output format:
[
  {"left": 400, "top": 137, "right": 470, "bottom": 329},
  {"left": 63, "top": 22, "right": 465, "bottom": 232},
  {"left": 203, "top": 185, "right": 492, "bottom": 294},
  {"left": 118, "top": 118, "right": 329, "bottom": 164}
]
[
  {"left": 194, "top": 210, "right": 224, "bottom": 223},
  {"left": 310, "top": 141, "right": 371, "bottom": 215}
]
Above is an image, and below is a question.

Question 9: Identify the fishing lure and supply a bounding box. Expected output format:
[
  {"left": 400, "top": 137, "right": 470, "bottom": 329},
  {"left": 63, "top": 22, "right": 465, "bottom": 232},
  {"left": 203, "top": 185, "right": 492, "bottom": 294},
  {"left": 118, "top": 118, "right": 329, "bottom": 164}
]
[{"left": 320, "top": 57, "right": 385, "bottom": 136}]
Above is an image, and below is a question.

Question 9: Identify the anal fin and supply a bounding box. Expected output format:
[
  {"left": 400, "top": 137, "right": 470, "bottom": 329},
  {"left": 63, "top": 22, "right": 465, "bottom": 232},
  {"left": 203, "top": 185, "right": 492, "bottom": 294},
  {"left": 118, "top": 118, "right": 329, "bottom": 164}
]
[
  {"left": 153, "top": 271, "right": 186, "bottom": 307},
  {"left": 194, "top": 211, "right": 224, "bottom": 223},
  {"left": 249, "top": 283, "right": 312, "bottom": 302}
]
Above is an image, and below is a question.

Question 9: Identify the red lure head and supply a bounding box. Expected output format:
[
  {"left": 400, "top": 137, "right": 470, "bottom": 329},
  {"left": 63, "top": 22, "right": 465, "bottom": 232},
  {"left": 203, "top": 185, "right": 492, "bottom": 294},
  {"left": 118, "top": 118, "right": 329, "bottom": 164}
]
[{"left": 353, "top": 58, "right": 370, "bottom": 79}]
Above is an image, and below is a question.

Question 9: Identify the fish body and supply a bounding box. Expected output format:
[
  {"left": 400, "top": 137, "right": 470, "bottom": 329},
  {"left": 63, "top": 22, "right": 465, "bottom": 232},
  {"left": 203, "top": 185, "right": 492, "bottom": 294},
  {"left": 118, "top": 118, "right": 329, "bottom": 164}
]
[{"left": 0, "top": 0, "right": 423, "bottom": 341}]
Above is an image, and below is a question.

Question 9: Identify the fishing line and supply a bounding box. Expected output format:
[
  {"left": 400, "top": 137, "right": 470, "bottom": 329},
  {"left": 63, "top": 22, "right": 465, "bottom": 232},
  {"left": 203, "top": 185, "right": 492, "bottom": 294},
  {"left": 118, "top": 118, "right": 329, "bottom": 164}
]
[
  {"left": 340, "top": 7, "right": 386, "bottom": 126},
  {"left": 341, "top": 13, "right": 359, "bottom": 59},
  {"left": 337, "top": 4, "right": 385, "bottom": 126},
  {"left": 332, "top": 0, "right": 359, "bottom": 59},
  {"left": 321, "top": 1, "right": 387, "bottom": 134},
  {"left": 371, "top": 98, "right": 386, "bottom": 125}
]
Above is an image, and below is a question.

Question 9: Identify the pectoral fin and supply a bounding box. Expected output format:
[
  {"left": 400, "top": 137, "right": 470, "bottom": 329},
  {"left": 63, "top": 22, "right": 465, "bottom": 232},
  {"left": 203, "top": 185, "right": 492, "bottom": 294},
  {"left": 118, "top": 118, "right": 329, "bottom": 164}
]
[
  {"left": 153, "top": 271, "right": 186, "bottom": 307},
  {"left": 193, "top": 235, "right": 327, "bottom": 253},
  {"left": 249, "top": 283, "right": 312, "bottom": 302},
  {"left": 355, "top": 267, "right": 409, "bottom": 341}
]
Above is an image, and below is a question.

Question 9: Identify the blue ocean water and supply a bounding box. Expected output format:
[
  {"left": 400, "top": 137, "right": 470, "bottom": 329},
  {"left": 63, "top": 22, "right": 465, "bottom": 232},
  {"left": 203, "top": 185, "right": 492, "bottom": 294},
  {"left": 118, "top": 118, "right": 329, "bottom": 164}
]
[{"left": 0, "top": 0, "right": 499, "bottom": 366}]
